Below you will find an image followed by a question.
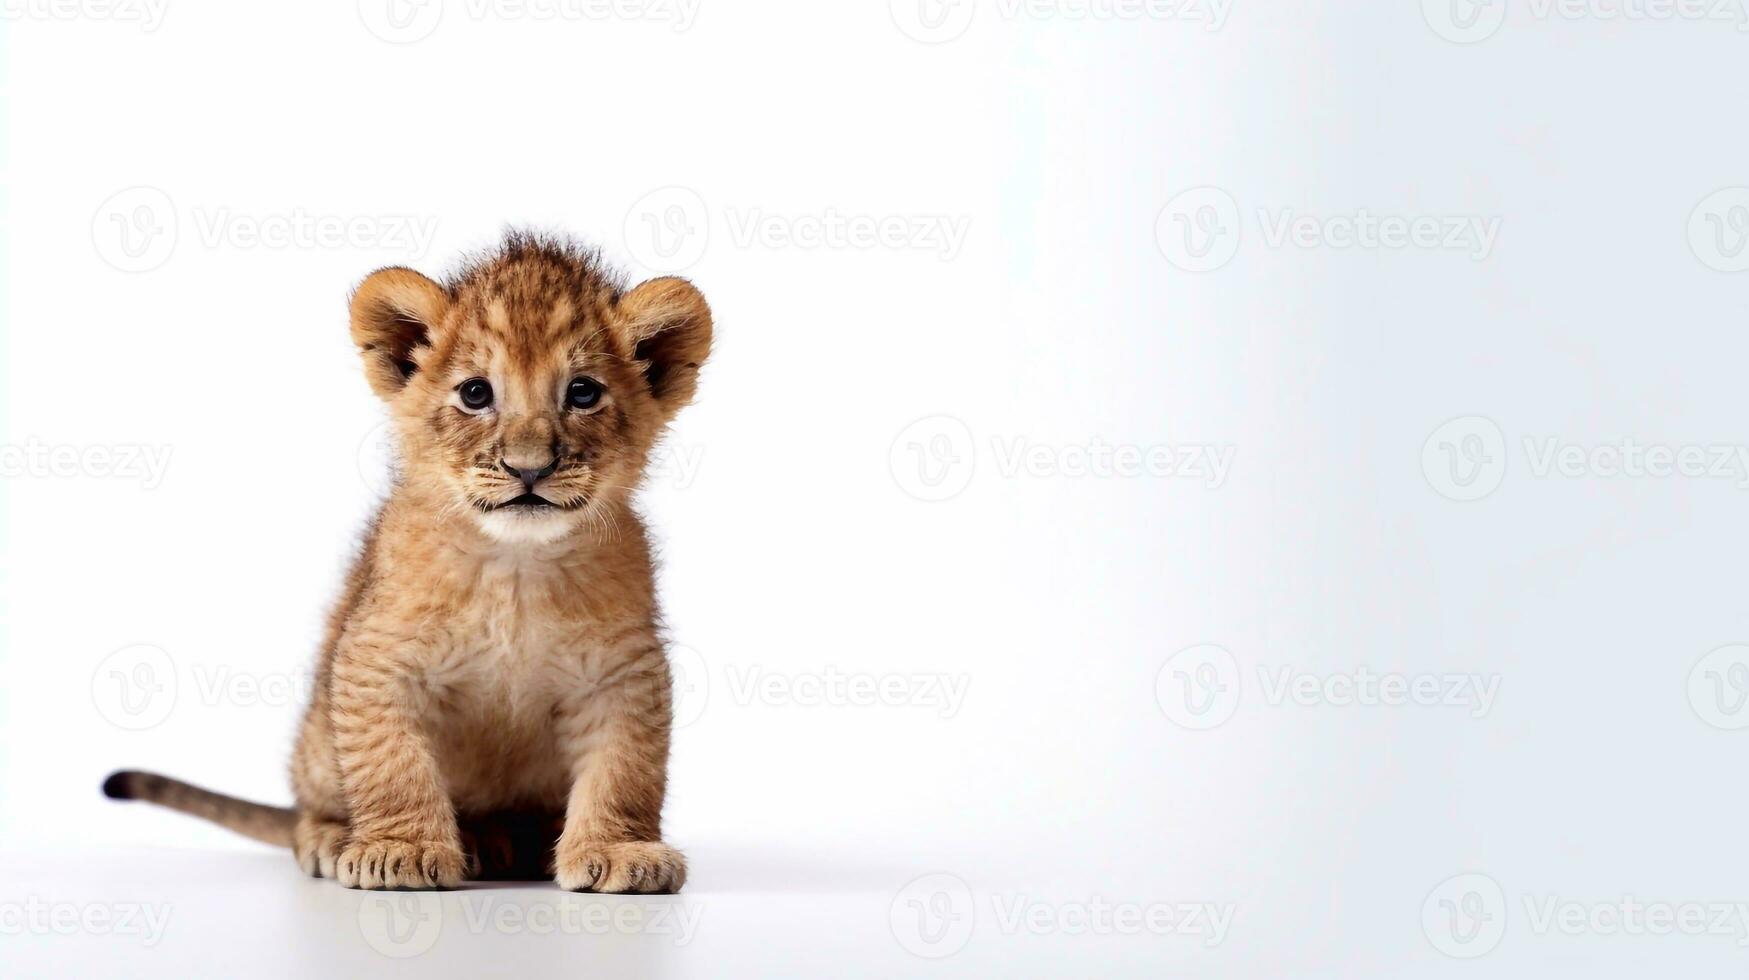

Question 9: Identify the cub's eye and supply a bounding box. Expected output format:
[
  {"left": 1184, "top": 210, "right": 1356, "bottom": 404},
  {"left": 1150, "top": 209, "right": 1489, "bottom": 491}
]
[
  {"left": 459, "top": 378, "right": 494, "bottom": 411},
  {"left": 566, "top": 377, "right": 603, "bottom": 410}
]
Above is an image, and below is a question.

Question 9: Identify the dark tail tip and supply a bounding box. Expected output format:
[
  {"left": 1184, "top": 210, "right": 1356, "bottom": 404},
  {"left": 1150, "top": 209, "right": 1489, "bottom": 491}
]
[{"left": 102, "top": 770, "right": 138, "bottom": 800}]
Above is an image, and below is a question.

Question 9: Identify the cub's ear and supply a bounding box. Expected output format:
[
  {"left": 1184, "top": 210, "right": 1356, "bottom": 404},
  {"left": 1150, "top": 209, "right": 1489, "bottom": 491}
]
[
  {"left": 616, "top": 277, "right": 712, "bottom": 420},
  {"left": 349, "top": 267, "right": 450, "bottom": 400}
]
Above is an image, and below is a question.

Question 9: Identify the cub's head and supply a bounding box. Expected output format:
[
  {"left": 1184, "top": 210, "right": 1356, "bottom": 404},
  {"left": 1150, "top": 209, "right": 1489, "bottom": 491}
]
[{"left": 349, "top": 232, "right": 711, "bottom": 544}]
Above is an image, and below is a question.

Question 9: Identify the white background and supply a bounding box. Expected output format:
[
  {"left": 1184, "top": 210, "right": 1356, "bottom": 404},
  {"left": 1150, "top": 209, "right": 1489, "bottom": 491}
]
[{"left": 5, "top": 1, "right": 1749, "bottom": 976}]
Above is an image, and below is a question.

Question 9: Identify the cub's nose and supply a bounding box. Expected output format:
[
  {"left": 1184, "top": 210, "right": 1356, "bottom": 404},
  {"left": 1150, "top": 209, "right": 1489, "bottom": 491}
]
[{"left": 501, "top": 457, "right": 558, "bottom": 492}]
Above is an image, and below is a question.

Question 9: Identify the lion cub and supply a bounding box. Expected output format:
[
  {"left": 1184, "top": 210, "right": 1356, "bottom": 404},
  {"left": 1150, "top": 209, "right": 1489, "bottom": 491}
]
[{"left": 104, "top": 232, "right": 710, "bottom": 892}]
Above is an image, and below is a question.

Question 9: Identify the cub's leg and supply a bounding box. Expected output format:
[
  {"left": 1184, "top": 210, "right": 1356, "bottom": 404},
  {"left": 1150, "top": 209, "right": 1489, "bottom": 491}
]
[
  {"left": 329, "top": 639, "right": 466, "bottom": 890},
  {"left": 553, "top": 652, "right": 686, "bottom": 893},
  {"left": 293, "top": 812, "right": 349, "bottom": 879},
  {"left": 290, "top": 693, "right": 351, "bottom": 879}
]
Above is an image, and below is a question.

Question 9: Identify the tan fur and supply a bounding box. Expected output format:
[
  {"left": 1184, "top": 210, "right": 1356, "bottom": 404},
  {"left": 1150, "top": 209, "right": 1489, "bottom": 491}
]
[{"left": 106, "top": 232, "right": 711, "bottom": 892}]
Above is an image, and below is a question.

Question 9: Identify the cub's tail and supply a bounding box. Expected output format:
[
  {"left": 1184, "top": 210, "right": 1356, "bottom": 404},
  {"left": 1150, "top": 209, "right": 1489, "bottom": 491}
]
[{"left": 102, "top": 770, "right": 296, "bottom": 848}]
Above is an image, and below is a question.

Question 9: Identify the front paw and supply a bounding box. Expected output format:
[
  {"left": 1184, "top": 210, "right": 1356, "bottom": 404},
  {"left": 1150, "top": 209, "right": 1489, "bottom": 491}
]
[
  {"left": 293, "top": 816, "right": 348, "bottom": 879},
  {"left": 554, "top": 841, "right": 686, "bottom": 893},
  {"left": 337, "top": 837, "right": 466, "bottom": 890}
]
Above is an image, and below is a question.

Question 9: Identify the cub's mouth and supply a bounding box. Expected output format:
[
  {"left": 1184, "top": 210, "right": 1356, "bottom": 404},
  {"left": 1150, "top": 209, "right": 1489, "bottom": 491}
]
[{"left": 480, "top": 492, "right": 585, "bottom": 513}]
